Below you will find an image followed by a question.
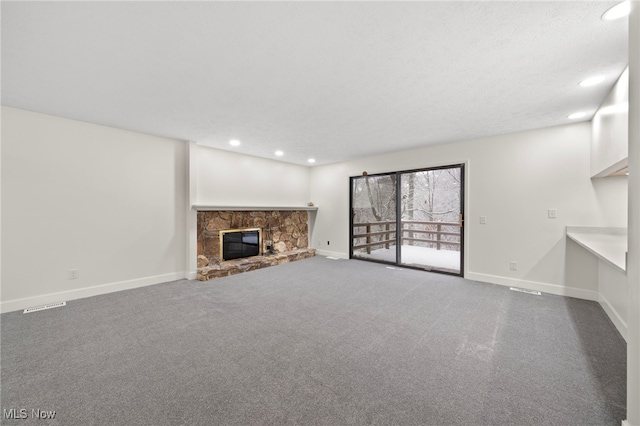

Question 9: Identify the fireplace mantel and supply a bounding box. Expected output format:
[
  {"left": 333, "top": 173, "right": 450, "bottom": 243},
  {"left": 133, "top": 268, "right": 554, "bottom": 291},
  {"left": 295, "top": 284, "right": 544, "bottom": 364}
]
[{"left": 193, "top": 205, "right": 317, "bottom": 211}]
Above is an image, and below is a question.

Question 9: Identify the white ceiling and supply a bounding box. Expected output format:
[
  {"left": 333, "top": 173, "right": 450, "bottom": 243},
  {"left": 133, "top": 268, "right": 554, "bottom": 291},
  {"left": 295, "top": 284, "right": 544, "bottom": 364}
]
[{"left": 1, "top": 1, "right": 629, "bottom": 166}]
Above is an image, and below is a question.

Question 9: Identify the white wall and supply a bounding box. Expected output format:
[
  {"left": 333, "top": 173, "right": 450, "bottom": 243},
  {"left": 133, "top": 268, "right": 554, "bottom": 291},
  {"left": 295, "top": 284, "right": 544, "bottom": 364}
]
[
  {"left": 0, "top": 107, "right": 3, "bottom": 314},
  {"left": 195, "top": 145, "right": 310, "bottom": 207},
  {"left": 310, "top": 122, "right": 628, "bottom": 299},
  {"left": 626, "top": 2, "right": 640, "bottom": 424},
  {"left": 1, "top": 107, "right": 188, "bottom": 312}
]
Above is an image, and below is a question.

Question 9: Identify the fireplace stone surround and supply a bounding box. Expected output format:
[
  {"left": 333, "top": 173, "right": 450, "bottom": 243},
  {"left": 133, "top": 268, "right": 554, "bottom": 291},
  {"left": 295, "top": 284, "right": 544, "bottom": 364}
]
[{"left": 197, "top": 210, "right": 315, "bottom": 281}]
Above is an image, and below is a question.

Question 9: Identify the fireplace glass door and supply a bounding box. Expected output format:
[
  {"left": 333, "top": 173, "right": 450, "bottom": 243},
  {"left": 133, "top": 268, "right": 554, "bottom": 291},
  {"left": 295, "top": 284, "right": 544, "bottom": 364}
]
[{"left": 221, "top": 228, "right": 261, "bottom": 261}]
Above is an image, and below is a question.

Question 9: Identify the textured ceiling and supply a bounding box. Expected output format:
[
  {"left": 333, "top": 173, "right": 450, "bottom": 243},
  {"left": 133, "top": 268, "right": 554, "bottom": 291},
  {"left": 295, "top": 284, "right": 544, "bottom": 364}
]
[{"left": 1, "top": 1, "right": 629, "bottom": 166}]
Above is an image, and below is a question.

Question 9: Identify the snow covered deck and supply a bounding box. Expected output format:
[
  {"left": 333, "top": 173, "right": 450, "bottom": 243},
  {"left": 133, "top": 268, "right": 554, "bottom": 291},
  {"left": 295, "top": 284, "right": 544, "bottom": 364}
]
[{"left": 354, "top": 245, "right": 461, "bottom": 273}]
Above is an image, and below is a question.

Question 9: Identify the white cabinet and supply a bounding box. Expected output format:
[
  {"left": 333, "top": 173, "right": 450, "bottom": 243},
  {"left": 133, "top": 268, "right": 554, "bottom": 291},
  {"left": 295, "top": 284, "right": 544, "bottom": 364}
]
[{"left": 591, "top": 67, "right": 629, "bottom": 177}]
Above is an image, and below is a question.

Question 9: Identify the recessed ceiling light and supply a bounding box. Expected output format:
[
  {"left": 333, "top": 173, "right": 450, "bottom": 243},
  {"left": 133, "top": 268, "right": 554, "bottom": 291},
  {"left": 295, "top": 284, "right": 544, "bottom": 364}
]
[
  {"left": 568, "top": 112, "right": 587, "bottom": 119},
  {"left": 602, "top": 0, "right": 631, "bottom": 20},
  {"left": 229, "top": 139, "right": 240, "bottom": 147},
  {"left": 579, "top": 76, "right": 605, "bottom": 87},
  {"left": 307, "top": 158, "right": 316, "bottom": 164},
  {"left": 275, "top": 150, "right": 284, "bottom": 156}
]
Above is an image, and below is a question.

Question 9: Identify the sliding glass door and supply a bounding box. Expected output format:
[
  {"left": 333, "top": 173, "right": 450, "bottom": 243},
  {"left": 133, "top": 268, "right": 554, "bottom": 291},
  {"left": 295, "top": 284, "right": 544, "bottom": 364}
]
[
  {"left": 350, "top": 164, "right": 464, "bottom": 276},
  {"left": 399, "top": 166, "right": 463, "bottom": 273},
  {"left": 351, "top": 174, "right": 397, "bottom": 263}
]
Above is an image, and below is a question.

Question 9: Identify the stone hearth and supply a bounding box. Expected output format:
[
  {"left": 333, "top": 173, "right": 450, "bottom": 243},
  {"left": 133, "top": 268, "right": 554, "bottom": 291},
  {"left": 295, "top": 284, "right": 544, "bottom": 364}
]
[
  {"left": 198, "top": 249, "right": 316, "bottom": 281},
  {"left": 197, "top": 210, "right": 315, "bottom": 281}
]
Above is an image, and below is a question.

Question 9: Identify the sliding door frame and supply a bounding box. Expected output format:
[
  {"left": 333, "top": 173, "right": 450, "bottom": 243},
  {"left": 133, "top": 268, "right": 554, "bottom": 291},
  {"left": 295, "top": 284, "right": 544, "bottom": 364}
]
[
  {"left": 349, "top": 163, "right": 465, "bottom": 277},
  {"left": 349, "top": 170, "right": 398, "bottom": 265}
]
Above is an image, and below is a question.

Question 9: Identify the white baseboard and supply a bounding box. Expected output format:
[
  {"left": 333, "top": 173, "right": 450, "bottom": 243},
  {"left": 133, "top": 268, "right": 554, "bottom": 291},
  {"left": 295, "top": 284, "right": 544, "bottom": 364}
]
[
  {"left": 465, "top": 271, "right": 599, "bottom": 301},
  {"left": 599, "top": 292, "right": 628, "bottom": 341},
  {"left": 315, "top": 249, "right": 349, "bottom": 259},
  {"left": 186, "top": 271, "right": 198, "bottom": 280},
  {"left": 0, "top": 272, "right": 187, "bottom": 314}
]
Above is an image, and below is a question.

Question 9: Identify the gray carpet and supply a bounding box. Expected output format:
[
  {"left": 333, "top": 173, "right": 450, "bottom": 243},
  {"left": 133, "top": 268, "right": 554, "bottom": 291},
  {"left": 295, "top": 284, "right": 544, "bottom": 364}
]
[{"left": 1, "top": 256, "right": 626, "bottom": 425}]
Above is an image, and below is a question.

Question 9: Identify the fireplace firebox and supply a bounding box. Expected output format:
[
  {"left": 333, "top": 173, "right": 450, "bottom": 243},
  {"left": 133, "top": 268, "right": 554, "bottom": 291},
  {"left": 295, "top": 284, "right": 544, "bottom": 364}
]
[{"left": 219, "top": 228, "right": 262, "bottom": 261}]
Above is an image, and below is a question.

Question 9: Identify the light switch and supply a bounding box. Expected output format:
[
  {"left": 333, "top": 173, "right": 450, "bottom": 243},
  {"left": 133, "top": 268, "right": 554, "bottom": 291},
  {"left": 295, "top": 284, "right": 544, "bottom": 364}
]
[{"left": 548, "top": 209, "right": 557, "bottom": 219}]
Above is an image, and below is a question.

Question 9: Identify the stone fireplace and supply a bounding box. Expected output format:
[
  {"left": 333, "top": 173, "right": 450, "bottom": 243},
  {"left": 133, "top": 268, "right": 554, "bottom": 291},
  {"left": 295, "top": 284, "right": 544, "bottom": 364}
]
[{"left": 197, "top": 210, "right": 315, "bottom": 281}]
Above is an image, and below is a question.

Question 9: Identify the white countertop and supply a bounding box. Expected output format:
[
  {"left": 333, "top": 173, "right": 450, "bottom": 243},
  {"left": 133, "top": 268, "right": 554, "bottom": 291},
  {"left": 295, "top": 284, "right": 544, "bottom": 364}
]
[{"left": 566, "top": 227, "right": 627, "bottom": 273}]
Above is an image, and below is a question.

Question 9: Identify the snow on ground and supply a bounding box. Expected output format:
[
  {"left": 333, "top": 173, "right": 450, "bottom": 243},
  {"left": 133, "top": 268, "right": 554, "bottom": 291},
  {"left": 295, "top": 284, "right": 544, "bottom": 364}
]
[{"left": 354, "top": 245, "right": 460, "bottom": 273}]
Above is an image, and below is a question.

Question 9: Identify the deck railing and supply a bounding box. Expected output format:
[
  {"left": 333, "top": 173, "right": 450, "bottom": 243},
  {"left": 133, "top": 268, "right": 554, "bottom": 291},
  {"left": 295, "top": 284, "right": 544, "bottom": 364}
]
[{"left": 353, "top": 220, "right": 461, "bottom": 254}]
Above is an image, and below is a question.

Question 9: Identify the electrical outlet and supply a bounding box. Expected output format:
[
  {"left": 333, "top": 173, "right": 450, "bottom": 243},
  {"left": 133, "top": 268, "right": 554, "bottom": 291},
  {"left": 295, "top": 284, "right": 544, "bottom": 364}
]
[
  {"left": 479, "top": 216, "right": 487, "bottom": 224},
  {"left": 548, "top": 208, "right": 557, "bottom": 219},
  {"left": 68, "top": 269, "right": 79, "bottom": 280},
  {"left": 509, "top": 261, "right": 518, "bottom": 271}
]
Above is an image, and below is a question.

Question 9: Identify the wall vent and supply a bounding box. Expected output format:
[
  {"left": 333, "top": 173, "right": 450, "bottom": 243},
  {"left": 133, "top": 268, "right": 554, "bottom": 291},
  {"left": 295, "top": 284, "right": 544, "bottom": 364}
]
[
  {"left": 326, "top": 256, "right": 340, "bottom": 260},
  {"left": 509, "top": 287, "right": 541, "bottom": 296},
  {"left": 23, "top": 301, "right": 66, "bottom": 314}
]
